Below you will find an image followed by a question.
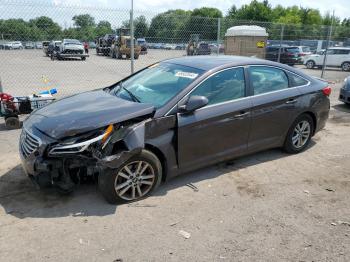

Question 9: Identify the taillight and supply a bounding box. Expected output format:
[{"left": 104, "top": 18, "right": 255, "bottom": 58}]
[{"left": 322, "top": 86, "right": 332, "bottom": 96}]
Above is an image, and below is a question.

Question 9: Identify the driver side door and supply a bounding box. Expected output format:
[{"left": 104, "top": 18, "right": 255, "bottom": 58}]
[{"left": 176, "top": 67, "right": 252, "bottom": 172}]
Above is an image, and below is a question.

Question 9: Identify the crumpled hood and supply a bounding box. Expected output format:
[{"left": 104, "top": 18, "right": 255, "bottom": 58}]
[{"left": 24, "top": 90, "right": 155, "bottom": 139}]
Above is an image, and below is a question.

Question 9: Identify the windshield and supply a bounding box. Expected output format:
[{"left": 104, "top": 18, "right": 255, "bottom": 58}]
[
  {"left": 285, "top": 47, "right": 299, "bottom": 53},
  {"left": 64, "top": 40, "right": 81, "bottom": 45},
  {"left": 109, "top": 62, "right": 204, "bottom": 108},
  {"left": 302, "top": 46, "right": 311, "bottom": 52}
]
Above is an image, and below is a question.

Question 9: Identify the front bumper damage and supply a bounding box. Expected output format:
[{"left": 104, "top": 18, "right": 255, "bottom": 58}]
[{"left": 20, "top": 115, "right": 177, "bottom": 192}]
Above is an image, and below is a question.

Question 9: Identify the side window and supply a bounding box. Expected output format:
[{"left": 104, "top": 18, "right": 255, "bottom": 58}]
[
  {"left": 249, "top": 66, "right": 289, "bottom": 95},
  {"left": 287, "top": 72, "right": 309, "bottom": 87},
  {"left": 190, "top": 67, "right": 245, "bottom": 106},
  {"left": 334, "top": 49, "right": 350, "bottom": 55}
]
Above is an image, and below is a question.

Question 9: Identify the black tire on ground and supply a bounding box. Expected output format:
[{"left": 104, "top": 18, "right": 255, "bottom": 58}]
[
  {"left": 306, "top": 60, "right": 315, "bottom": 69},
  {"left": 98, "top": 149, "right": 162, "bottom": 204},
  {"left": 5, "top": 116, "right": 21, "bottom": 129},
  {"left": 81, "top": 57, "right": 86, "bottom": 61},
  {"left": 341, "top": 62, "right": 350, "bottom": 71},
  {"left": 283, "top": 114, "right": 314, "bottom": 154},
  {"left": 134, "top": 54, "right": 139, "bottom": 60}
]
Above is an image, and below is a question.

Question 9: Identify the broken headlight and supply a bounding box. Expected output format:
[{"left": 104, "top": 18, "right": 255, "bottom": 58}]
[{"left": 48, "top": 124, "right": 114, "bottom": 155}]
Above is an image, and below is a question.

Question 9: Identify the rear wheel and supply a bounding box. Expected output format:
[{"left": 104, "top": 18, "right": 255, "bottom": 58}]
[
  {"left": 341, "top": 62, "right": 350, "bottom": 71},
  {"left": 98, "top": 150, "right": 162, "bottom": 204},
  {"left": 283, "top": 114, "right": 314, "bottom": 154},
  {"left": 306, "top": 60, "right": 315, "bottom": 69}
]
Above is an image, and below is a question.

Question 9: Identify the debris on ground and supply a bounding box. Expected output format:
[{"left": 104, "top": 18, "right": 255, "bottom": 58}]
[
  {"left": 179, "top": 230, "right": 191, "bottom": 239},
  {"left": 303, "top": 190, "right": 310, "bottom": 194},
  {"left": 127, "top": 203, "right": 157, "bottom": 208},
  {"left": 186, "top": 183, "right": 199, "bottom": 192},
  {"left": 169, "top": 220, "right": 182, "bottom": 227},
  {"left": 331, "top": 222, "right": 337, "bottom": 226},
  {"left": 337, "top": 221, "right": 350, "bottom": 226},
  {"left": 325, "top": 188, "right": 335, "bottom": 192}
]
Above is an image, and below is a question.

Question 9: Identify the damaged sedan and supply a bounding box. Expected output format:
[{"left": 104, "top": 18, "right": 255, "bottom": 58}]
[{"left": 19, "top": 56, "right": 331, "bottom": 203}]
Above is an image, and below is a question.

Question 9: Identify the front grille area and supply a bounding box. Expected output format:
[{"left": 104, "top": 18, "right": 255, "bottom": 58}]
[{"left": 20, "top": 129, "right": 40, "bottom": 158}]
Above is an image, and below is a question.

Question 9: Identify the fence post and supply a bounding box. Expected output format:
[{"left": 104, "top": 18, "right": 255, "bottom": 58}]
[
  {"left": 217, "top": 18, "right": 221, "bottom": 55},
  {"left": 321, "top": 10, "right": 335, "bottom": 78},
  {"left": 277, "top": 24, "right": 285, "bottom": 63},
  {"left": 130, "top": 0, "right": 134, "bottom": 74},
  {"left": 0, "top": 77, "right": 3, "bottom": 93}
]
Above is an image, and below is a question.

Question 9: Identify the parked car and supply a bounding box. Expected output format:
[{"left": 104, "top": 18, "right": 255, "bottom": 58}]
[
  {"left": 35, "top": 42, "right": 43, "bottom": 49},
  {"left": 19, "top": 56, "right": 331, "bottom": 204},
  {"left": 265, "top": 46, "right": 302, "bottom": 66},
  {"left": 304, "top": 47, "right": 350, "bottom": 71},
  {"left": 292, "top": 46, "right": 312, "bottom": 62},
  {"left": 24, "top": 42, "right": 35, "bottom": 49},
  {"left": 339, "top": 76, "right": 350, "bottom": 104},
  {"left": 137, "top": 38, "right": 148, "bottom": 54},
  {"left": 4, "top": 41, "right": 23, "bottom": 50}
]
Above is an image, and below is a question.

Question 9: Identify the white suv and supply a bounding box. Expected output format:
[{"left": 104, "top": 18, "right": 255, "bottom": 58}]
[{"left": 304, "top": 47, "right": 350, "bottom": 71}]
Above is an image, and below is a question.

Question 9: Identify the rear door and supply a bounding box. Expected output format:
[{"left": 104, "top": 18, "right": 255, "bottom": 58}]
[
  {"left": 247, "top": 66, "right": 303, "bottom": 152},
  {"left": 177, "top": 67, "right": 252, "bottom": 171}
]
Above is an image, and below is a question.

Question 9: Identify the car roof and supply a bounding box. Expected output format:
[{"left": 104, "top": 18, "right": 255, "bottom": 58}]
[
  {"left": 164, "top": 55, "right": 291, "bottom": 71},
  {"left": 329, "top": 47, "right": 350, "bottom": 50}
]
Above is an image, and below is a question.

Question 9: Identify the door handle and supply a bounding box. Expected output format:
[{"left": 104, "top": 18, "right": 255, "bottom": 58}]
[
  {"left": 234, "top": 111, "right": 250, "bottom": 118},
  {"left": 285, "top": 99, "right": 297, "bottom": 104}
]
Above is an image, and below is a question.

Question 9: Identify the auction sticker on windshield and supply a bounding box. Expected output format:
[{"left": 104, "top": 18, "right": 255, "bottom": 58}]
[{"left": 175, "top": 71, "right": 198, "bottom": 79}]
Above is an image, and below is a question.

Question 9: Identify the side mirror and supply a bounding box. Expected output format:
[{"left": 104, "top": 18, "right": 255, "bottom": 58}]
[{"left": 179, "top": 95, "right": 208, "bottom": 113}]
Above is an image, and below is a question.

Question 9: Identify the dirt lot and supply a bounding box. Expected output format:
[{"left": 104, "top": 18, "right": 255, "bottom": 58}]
[{"left": 0, "top": 51, "right": 350, "bottom": 262}]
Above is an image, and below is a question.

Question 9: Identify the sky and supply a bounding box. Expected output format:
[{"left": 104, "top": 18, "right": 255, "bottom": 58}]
[{"left": 0, "top": 0, "right": 348, "bottom": 28}]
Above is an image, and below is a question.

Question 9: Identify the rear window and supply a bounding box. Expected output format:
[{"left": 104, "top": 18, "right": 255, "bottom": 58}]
[
  {"left": 288, "top": 72, "right": 309, "bottom": 87},
  {"left": 302, "top": 46, "right": 311, "bottom": 52},
  {"left": 285, "top": 47, "right": 299, "bottom": 53}
]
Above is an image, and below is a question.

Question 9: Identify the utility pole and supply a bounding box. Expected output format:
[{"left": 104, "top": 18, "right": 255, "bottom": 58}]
[
  {"left": 321, "top": 10, "right": 335, "bottom": 78},
  {"left": 130, "top": 0, "right": 134, "bottom": 74}
]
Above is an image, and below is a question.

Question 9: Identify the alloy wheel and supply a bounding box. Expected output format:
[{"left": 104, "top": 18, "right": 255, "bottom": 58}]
[
  {"left": 292, "top": 120, "right": 311, "bottom": 149},
  {"left": 306, "top": 61, "right": 314, "bottom": 69},
  {"left": 114, "top": 161, "right": 155, "bottom": 201},
  {"left": 342, "top": 62, "right": 350, "bottom": 71}
]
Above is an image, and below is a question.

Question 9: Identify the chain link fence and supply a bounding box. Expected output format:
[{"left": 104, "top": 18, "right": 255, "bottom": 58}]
[{"left": 0, "top": 0, "right": 349, "bottom": 98}]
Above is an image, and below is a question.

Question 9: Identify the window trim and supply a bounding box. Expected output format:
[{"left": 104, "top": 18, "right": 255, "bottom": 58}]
[
  {"left": 246, "top": 65, "right": 311, "bottom": 97},
  {"left": 248, "top": 65, "right": 290, "bottom": 96},
  {"left": 165, "top": 66, "right": 248, "bottom": 115}
]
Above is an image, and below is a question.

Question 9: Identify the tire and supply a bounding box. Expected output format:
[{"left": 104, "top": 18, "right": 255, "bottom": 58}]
[
  {"left": 81, "top": 57, "right": 86, "bottom": 61},
  {"left": 341, "top": 62, "right": 350, "bottom": 71},
  {"left": 306, "top": 60, "right": 315, "bottom": 69},
  {"left": 283, "top": 114, "right": 314, "bottom": 154},
  {"left": 134, "top": 54, "right": 139, "bottom": 60},
  {"left": 5, "top": 116, "right": 20, "bottom": 129},
  {"left": 98, "top": 149, "right": 162, "bottom": 204}
]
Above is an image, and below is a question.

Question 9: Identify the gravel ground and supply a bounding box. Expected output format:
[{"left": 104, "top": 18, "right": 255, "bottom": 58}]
[{"left": 0, "top": 51, "right": 350, "bottom": 262}]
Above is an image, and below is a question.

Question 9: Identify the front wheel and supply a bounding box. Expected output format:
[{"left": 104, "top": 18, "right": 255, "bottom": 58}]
[
  {"left": 341, "top": 62, "right": 350, "bottom": 71},
  {"left": 283, "top": 114, "right": 314, "bottom": 154},
  {"left": 98, "top": 150, "right": 162, "bottom": 204},
  {"left": 306, "top": 60, "right": 315, "bottom": 69}
]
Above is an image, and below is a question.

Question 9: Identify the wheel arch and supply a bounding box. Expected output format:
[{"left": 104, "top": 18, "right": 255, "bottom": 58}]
[
  {"left": 341, "top": 61, "right": 350, "bottom": 70},
  {"left": 144, "top": 143, "right": 167, "bottom": 182},
  {"left": 298, "top": 111, "right": 317, "bottom": 136}
]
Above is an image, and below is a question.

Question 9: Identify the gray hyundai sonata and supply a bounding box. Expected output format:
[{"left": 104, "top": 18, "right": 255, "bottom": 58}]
[{"left": 20, "top": 56, "right": 331, "bottom": 204}]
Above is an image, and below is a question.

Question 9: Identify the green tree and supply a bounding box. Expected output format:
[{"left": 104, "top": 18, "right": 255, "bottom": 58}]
[
  {"left": 72, "top": 14, "right": 95, "bottom": 28},
  {"left": 134, "top": 15, "right": 148, "bottom": 38},
  {"left": 95, "top": 21, "right": 112, "bottom": 37},
  {"left": 234, "top": 0, "right": 272, "bottom": 22},
  {"left": 29, "top": 16, "right": 61, "bottom": 40},
  {"left": 148, "top": 9, "right": 192, "bottom": 42}
]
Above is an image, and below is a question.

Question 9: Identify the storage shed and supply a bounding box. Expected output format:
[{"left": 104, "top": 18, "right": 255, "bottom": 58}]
[{"left": 224, "top": 25, "right": 268, "bottom": 59}]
